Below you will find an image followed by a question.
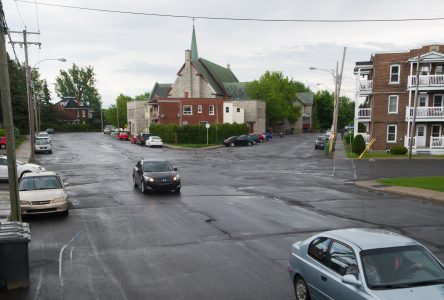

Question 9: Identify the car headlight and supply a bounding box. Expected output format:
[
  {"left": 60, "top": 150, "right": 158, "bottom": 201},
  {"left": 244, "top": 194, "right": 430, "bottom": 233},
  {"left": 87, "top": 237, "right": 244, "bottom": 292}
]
[
  {"left": 52, "top": 197, "right": 67, "bottom": 203},
  {"left": 173, "top": 175, "right": 180, "bottom": 181},
  {"left": 144, "top": 176, "right": 154, "bottom": 182}
]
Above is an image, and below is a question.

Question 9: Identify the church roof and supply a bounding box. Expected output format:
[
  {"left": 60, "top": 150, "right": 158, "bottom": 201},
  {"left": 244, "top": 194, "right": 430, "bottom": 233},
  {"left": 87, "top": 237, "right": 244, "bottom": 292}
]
[
  {"left": 295, "top": 92, "right": 314, "bottom": 106},
  {"left": 192, "top": 58, "right": 239, "bottom": 96},
  {"left": 223, "top": 82, "right": 249, "bottom": 100}
]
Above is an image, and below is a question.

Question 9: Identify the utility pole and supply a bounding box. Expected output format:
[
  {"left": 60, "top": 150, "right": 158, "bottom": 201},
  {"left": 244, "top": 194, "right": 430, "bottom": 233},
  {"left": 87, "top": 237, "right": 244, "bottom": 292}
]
[
  {"left": 0, "top": 5, "right": 21, "bottom": 221},
  {"left": 331, "top": 47, "right": 347, "bottom": 158},
  {"left": 100, "top": 102, "right": 104, "bottom": 132},
  {"left": 408, "top": 54, "right": 421, "bottom": 160},
  {"left": 10, "top": 30, "right": 41, "bottom": 161}
]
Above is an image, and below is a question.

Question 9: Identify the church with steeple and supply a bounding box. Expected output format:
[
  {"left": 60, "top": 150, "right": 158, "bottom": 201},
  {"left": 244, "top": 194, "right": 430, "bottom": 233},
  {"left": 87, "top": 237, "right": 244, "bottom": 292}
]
[{"left": 138, "top": 26, "right": 266, "bottom": 132}]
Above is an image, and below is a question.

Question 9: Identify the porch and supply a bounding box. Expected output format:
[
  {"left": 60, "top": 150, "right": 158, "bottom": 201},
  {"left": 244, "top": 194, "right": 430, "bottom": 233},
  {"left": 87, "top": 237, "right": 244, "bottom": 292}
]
[
  {"left": 408, "top": 74, "right": 444, "bottom": 90},
  {"left": 403, "top": 136, "right": 444, "bottom": 154}
]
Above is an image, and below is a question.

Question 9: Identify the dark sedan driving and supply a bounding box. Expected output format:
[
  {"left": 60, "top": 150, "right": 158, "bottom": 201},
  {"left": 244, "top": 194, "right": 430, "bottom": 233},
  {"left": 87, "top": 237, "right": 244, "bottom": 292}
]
[{"left": 132, "top": 159, "right": 181, "bottom": 193}]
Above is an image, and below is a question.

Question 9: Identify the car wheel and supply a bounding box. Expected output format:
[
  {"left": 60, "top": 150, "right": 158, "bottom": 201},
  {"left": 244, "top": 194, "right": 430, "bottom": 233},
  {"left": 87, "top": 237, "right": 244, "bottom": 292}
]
[
  {"left": 61, "top": 209, "right": 69, "bottom": 216},
  {"left": 140, "top": 179, "right": 146, "bottom": 194},
  {"left": 174, "top": 187, "right": 181, "bottom": 193},
  {"left": 294, "top": 276, "right": 310, "bottom": 300},
  {"left": 230, "top": 142, "right": 235, "bottom": 147},
  {"left": 0, "top": 145, "right": 5, "bottom": 149},
  {"left": 49, "top": 150, "right": 53, "bottom": 154},
  {"left": 133, "top": 176, "right": 138, "bottom": 188},
  {"left": 248, "top": 142, "right": 252, "bottom": 146}
]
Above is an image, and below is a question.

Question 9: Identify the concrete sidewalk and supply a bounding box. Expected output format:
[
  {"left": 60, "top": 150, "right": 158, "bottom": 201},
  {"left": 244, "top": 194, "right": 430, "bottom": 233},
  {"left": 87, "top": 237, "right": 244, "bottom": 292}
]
[
  {"left": 353, "top": 179, "right": 444, "bottom": 204},
  {"left": 0, "top": 135, "right": 31, "bottom": 223}
]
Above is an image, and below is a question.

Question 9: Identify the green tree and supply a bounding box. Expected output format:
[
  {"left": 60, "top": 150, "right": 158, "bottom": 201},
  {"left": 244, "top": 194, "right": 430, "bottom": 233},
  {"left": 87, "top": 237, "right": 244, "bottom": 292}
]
[
  {"left": 352, "top": 134, "right": 366, "bottom": 154},
  {"left": 313, "top": 90, "right": 334, "bottom": 130},
  {"left": 134, "top": 92, "right": 150, "bottom": 101},
  {"left": 245, "top": 71, "right": 301, "bottom": 125},
  {"left": 0, "top": 56, "right": 28, "bottom": 133},
  {"left": 338, "top": 96, "right": 355, "bottom": 129},
  {"left": 55, "top": 63, "right": 101, "bottom": 125},
  {"left": 104, "top": 94, "right": 132, "bottom": 128}
]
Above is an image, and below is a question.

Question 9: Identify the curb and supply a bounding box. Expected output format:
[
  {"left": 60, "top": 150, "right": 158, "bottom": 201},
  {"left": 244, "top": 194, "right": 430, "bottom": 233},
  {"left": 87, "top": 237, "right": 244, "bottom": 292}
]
[
  {"left": 352, "top": 180, "right": 444, "bottom": 205},
  {"left": 163, "top": 144, "right": 225, "bottom": 150}
]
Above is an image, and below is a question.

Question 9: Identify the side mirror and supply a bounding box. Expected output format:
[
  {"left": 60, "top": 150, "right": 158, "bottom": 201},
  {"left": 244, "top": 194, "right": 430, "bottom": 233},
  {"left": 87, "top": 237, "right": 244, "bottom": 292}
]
[
  {"left": 173, "top": 167, "right": 178, "bottom": 171},
  {"left": 342, "top": 274, "right": 361, "bottom": 288},
  {"left": 63, "top": 182, "right": 70, "bottom": 187}
]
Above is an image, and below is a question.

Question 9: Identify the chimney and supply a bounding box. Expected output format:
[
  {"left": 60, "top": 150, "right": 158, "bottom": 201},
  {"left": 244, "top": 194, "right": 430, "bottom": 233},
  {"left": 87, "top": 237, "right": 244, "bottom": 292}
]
[
  {"left": 227, "top": 63, "right": 231, "bottom": 70},
  {"left": 185, "top": 50, "right": 191, "bottom": 62}
]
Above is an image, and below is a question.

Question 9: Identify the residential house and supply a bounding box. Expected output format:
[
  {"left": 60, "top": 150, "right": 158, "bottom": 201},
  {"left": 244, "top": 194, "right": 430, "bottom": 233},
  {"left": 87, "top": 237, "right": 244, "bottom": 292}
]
[
  {"left": 127, "top": 101, "right": 148, "bottom": 135},
  {"left": 354, "top": 44, "right": 444, "bottom": 154},
  {"left": 54, "top": 96, "right": 92, "bottom": 125},
  {"left": 143, "top": 26, "right": 266, "bottom": 133}
]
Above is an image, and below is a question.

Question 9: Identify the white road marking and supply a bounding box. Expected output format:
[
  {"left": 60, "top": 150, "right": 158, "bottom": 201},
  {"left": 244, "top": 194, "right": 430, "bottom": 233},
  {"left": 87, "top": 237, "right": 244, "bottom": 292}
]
[{"left": 58, "top": 233, "right": 80, "bottom": 289}]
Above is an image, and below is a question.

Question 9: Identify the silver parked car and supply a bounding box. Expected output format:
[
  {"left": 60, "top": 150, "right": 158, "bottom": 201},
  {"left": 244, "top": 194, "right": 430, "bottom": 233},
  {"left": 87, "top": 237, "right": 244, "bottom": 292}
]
[{"left": 288, "top": 228, "right": 444, "bottom": 300}]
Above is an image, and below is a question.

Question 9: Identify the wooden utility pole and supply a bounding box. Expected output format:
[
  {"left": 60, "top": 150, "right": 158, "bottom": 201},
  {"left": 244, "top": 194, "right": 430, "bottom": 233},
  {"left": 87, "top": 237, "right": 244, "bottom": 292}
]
[
  {"left": 0, "top": 4, "right": 21, "bottom": 221},
  {"left": 408, "top": 54, "right": 421, "bottom": 160},
  {"left": 10, "top": 30, "right": 41, "bottom": 161},
  {"left": 331, "top": 47, "right": 347, "bottom": 158}
]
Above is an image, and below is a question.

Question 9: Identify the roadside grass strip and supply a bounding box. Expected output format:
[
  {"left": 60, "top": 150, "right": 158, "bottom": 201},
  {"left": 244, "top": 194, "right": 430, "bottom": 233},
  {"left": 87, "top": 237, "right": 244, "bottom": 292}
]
[{"left": 377, "top": 176, "right": 444, "bottom": 192}]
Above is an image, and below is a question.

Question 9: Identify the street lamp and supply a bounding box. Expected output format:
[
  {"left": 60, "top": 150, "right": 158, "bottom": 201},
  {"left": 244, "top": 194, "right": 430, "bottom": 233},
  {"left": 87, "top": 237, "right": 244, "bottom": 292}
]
[{"left": 29, "top": 58, "right": 67, "bottom": 159}]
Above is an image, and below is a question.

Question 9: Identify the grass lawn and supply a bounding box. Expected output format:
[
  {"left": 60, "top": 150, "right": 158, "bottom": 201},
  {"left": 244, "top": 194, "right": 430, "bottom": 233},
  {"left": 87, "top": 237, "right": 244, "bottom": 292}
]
[
  {"left": 377, "top": 176, "right": 444, "bottom": 193},
  {"left": 15, "top": 136, "right": 26, "bottom": 148},
  {"left": 170, "top": 144, "right": 220, "bottom": 148}
]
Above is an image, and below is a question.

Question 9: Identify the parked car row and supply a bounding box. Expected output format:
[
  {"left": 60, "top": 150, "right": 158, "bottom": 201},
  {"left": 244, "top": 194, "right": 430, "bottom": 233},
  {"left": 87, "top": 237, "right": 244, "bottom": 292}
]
[
  {"left": 35, "top": 131, "right": 53, "bottom": 154},
  {"left": 105, "top": 130, "right": 164, "bottom": 148},
  {"left": 223, "top": 133, "right": 272, "bottom": 147}
]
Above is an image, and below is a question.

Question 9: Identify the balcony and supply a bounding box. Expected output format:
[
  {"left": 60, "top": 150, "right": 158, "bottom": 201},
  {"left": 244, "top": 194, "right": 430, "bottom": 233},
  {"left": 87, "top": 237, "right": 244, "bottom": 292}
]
[
  {"left": 358, "top": 80, "right": 373, "bottom": 94},
  {"left": 150, "top": 111, "right": 159, "bottom": 120},
  {"left": 357, "top": 108, "right": 371, "bottom": 121},
  {"left": 404, "top": 136, "right": 444, "bottom": 154},
  {"left": 408, "top": 74, "right": 444, "bottom": 90},
  {"left": 405, "top": 106, "right": 444, "bottom": 121}
]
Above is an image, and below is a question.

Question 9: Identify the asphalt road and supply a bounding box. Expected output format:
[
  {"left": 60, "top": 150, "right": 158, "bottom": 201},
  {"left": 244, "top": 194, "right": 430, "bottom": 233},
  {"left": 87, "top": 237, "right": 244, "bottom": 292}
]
[{"left": 3, "top": 132, "right": 444, "bottom": 300}]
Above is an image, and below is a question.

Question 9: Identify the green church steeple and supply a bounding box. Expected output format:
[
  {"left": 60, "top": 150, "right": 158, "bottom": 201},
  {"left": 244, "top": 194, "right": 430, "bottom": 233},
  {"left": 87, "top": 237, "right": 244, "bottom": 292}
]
[{"left": 191, "top": 24, "right": 198, "bottom": 61}]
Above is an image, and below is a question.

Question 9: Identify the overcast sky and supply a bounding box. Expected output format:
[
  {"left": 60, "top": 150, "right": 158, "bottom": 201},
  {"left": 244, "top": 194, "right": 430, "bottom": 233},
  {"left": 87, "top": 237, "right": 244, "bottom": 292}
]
[{"left": 4, "top": 0, "right": 444, "bottom": 107}]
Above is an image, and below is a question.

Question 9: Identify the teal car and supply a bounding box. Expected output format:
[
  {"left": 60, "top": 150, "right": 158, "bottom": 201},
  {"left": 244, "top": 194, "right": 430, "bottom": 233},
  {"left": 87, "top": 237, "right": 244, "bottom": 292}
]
[{"left": 288, "top": 228, "right": 444, "bottom": 300}]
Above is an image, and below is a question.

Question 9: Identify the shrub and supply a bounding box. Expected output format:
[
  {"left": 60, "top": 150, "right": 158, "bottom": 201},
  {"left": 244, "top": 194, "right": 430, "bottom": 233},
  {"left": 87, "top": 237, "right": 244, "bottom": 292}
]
[
  {"left": 390, "top": 145, "right": 408, "bottom": 155},
  {"left": 149, "top": 123, "right": 248, "bottom": 144},
  {"left": 352, "top": 134, "right": 366, "bottom": 155},
  {"left": 342, "top": 132, "right": 354, "bottom": 146}
]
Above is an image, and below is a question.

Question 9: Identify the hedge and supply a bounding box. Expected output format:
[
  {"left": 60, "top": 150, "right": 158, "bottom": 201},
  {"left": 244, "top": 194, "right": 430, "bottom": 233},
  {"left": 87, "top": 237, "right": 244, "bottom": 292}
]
[
  {"left": 390, "top": 145, "right": 408, "bottom": 155},
  {"left": 352, "top": 134, "right": 366, "bottom": 155},
  {"left": 150, "top": 123, "right": 249, "bottom": 144}
]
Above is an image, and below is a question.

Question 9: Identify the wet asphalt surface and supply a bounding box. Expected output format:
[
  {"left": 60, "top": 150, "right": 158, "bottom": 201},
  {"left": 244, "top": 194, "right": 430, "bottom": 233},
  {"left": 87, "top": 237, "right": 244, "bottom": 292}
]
[{"left": 2, "top": 132, "right": 444, "bottom": 299}]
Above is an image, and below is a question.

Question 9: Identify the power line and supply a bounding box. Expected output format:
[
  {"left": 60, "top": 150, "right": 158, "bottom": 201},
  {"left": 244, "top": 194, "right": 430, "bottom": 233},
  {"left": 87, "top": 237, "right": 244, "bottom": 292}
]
[
  {"left": 33, "top": 0, "right": 40, "bottom": 32},
  {"left": 13, "top": 0, "right": 444, "bottom": 23},
  {"left": 13, "top": 0, "right": 26, "bottom": 28},
  {"left": 1, "top": 1, "right": 20, "bottom": 63}
]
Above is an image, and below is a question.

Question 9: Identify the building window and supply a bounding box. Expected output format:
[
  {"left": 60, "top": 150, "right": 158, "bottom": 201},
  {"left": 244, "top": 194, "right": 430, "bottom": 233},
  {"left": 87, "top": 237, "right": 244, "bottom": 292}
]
[
  {"left": 199, "top": 121, "right": 208, "bottom": 126},
  {"left": 237, "top": 108, "right": 240, "bottom": 113},
  {"left": 82, "top": 110, "right": 86, "bottom": 117},
  {"left": 198, "top": 105, "right": 202, "bottom": 113},
  {"left": 77, "top": 110, "right": 80, "bottom": 117},
  {"left": 435, "top": 65, "right": 443, "bottom": 75},
  {"left": 225, "top": 106, "right": 229, "bottom": 113},
  {"left": 431, "top": 125, "right": 441, "bottom": 137},
  {"left": 209, "top": 105, "right": 215, "bottom": 115},
  {"left": 388, "top": 95, "right": 398, "bottom": 114},
  {"left": 183, "top": 105, "right": 192, "bottom": 115},
  {"left": 387, "top": 125, "right": 397, "bottom": 143},
  {"left": 433, "top": 95, "right": 443, "bottom": 107},
  {"left": 390, "top": 64, "right": 400, "bottom": 83},
  {"left": 419, "top": 94, "right": 428, "bottom": 107}
]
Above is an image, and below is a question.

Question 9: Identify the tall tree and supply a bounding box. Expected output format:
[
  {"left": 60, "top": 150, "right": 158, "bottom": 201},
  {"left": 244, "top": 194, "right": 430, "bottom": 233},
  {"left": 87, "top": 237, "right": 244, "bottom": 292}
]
[
  {"left": 134, "top": 92, "right": 150, "bottom": 101},
  {"left": 54, "top": 63, "right": 101, "bottom": 123},
  {"left": 245, "top": 71, "right": 301, "bottom": 125},
  {"left": 0, "top": 56, "right": 28, "bottom": 133},
  {"left": 313, "top": 90, "right": 334, "bottom": 130},
  {"left": 338, "top": 96, "right": 355, "bottom": 129}
]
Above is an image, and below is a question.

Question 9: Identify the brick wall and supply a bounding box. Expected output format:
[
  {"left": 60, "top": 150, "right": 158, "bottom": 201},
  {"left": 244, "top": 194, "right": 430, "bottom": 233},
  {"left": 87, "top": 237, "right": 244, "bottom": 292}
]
[{"left": 158, "top": 98, "right": 224, "bottom": 125}]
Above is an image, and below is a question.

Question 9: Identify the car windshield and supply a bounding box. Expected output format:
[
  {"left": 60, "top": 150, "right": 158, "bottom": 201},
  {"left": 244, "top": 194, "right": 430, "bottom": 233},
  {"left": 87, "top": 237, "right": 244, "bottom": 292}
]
[
  {"left": 35, "top": 139, "right": 49, "bottom": 145},
  {"left": 151, "top": 136, "right": 161, "bottom": 140},
  {"left": 39, "top": 133, "right": 49, "bottom": 137},
  {"left": 361, "top": 245, "right": 444, "bottom": 290},
  {"left": 19, "top": 175, "right": 62, "bottom": 191},
  {"left": 143, "top": 161, "right": 172, "bottom": 172}
]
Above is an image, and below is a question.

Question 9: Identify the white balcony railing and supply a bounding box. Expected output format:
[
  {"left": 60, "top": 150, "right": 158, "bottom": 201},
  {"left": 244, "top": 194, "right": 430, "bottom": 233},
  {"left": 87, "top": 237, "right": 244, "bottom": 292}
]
[
  {"left": 357, "top": 108, "right": 371, "bottom": 120},
  {"left": 431, "top": 137, "right": 444, "bottom": 149},
  {"left": 358, "top": 80, "right": 373, "bottom": 93},
  {"left": 404, "top": 136, "right": 444, "bottom": 149},
  {"left": 408, "top": 74, "right": 444, "bottom": 88},
  {"left": 405, "top": 106, "right": 444, "bottom": 120}
]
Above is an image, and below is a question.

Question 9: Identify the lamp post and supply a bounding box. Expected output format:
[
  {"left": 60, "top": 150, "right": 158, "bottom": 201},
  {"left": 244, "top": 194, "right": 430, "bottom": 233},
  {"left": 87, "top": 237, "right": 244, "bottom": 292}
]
[
  {"left": 309, "top": 47, "right": 346, "bottom": 158},
  {"left": 30, "top": 58, "right": 66, "bottom": 152}
]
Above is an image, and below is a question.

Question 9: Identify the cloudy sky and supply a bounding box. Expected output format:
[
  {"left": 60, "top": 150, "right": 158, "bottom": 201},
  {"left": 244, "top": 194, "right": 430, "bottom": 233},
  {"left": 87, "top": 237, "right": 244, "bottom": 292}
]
[{"left": 3, "top": 0, "right": 444, "bottom": 107}]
